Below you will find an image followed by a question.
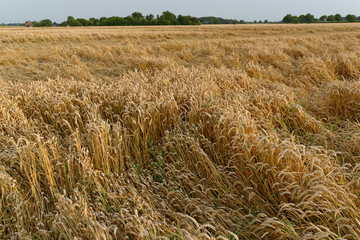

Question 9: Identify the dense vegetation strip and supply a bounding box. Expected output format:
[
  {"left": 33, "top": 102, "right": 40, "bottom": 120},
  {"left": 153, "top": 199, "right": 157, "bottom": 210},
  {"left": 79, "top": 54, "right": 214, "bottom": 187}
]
[{"left": 15, "top": 11, "right": 360, "bottom": 27}]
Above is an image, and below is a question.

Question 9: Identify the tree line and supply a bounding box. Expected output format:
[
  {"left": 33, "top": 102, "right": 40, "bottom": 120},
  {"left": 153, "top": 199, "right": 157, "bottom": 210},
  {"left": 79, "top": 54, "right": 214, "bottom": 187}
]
[
  {"left": 25, "top": 12, "right": 360, "bottom": 27},
  {"left": 198, "top": 17, "right": 245, "bottom": 24},
  {"left": 32, "top": 15, "right": 261, "bottom": 27},
  {"left": 31, "top": 11, "right": 200, "bottom": 27},
  {"left": 282, "top": 13, "right": 359, "bottom": 23}
]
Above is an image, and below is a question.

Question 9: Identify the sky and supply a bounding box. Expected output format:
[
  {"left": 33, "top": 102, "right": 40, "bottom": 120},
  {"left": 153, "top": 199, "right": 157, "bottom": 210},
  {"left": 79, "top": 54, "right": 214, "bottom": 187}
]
[{"left": 2, "top": 0, "right": 360, "bottom": 23}]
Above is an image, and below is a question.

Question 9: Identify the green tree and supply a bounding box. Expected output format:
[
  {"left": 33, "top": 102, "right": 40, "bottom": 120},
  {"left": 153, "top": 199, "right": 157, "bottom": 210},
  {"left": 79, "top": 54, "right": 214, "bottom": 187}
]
[
  {"left": 150, "top": 18, "right": 159, "bottom": 25},
  {"left": 159, "top": 11, "right": 178, "bottom": 25},
  {"left": 77, "top": 18, "right": 90, "bottom": 26},
  {"left": 304, "top": 13, "right": 315, "bottom": 23},
  {"left": 146, "top": 14, "right": 154, "bottom": 22},
  {"left": 327, "top": 15, "right": 335, "bottom": 22},
  {"left": 130, "top": 12, "right": 146, "bottom": 25},
  {"left": 39, "top": 19, "right": 53, "bottom": 27},
  {"left": 264, "top": 19, "right": 268, "bottom": 23},
  {"left": 67, "top": 16, "right": 81, "bottom": 26},
  {"left": 346, "top": 14, "right": 357, "bottom": 22},
  {"left": 178, "top": 15, "right": 193, "bottom": 25},
  {"left": 282, "top": 14, "right": 292, "bottom": 23},
  {"left": 119, "top": 18, "right": 129, "bottom": 25},
  {"left": 190, "top": 17, "right": 200, "bottom": 25},
  {"left": 106, "top": 16, "right": 122, "bottom": 26},
  {"left": 319, "top": 15, "right": 327, "bottom": 22},
  {"left": 127, "top": 16, "right": 140, "bottom": 25},
  {"left": 291, "top": 16, "right": 300, "bottom": 24},
  {"left": 335, "top": 14, "right": 342, "bottom": 22},
  {"left": 89, "top": 18, "right": 98, "bottom": 26},
  {"left": 98, "top": 17, "right": 108, "bottom": 26},
  {"left": 214, "top": 18, "right": 221, "bottom": 24},
  {"left": 299, "top": 15, "right": 305, "bottom": 23},
  {"left": 32, "top": 21, "right": 40, "bottom": 27},
  {"left": 132, "top": 12, "right": 144, "bottom": 19},
  {"left": 239, "top": 20, "right": 245, "bottom": 24}
]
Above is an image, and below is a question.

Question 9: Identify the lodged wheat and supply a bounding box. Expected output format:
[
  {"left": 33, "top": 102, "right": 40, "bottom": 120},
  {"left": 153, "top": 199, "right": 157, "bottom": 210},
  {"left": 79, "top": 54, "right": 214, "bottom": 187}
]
[{"left": 0, "top": 23, "right": 360, "bottom": 239}]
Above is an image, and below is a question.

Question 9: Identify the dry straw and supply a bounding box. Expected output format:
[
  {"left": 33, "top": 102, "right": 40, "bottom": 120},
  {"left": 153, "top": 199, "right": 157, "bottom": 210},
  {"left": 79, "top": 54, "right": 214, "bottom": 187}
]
[{"left": 0, "top": 23, "right": 360, "bottom": 239}]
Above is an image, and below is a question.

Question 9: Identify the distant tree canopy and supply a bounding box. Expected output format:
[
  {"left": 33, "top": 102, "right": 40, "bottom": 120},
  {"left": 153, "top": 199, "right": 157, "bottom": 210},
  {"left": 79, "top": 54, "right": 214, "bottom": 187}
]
[
  {"left": 291, "top": 16, "right": 300, "bottom": 24},
  {"left": 346, "top": 14, "right": 357, "bottom": 22},
  {"left": 282, "top": 13, "right": 359, "bottom": 23},
  {"left": 327, "top": 15, "right": 336, "bottom": 22},
  {"left": 282, "top": 14, "right": 292, "bottom": 23},
  {"left": 51, "top": 11, "right": 200, "bottom": 27},
  {"left": 283, "top": 13, "right": 316, "bottom": 23},
  {"left": 178, "top": 15, "right": 201, "bottom": 25},
  {"left": 304, "top": 13, "right": 315, "bottom": 23},
  {"left": 319, "top": 15, "right": 327, "bottom": 22},
  {"left": 335, "top": 14, "right": 342, "bottom": 22},
  {"left": 39, "top": 19, "right": 52, "bottom": 27},
  {"left": 65, "top": 16, "right": 81, "bottom": 26},
  {"left": 198, "top": 16, "right": 241, "bottom": 24},
  {"left": 29, "top": 12, "right": 360, "bottom": 28}
]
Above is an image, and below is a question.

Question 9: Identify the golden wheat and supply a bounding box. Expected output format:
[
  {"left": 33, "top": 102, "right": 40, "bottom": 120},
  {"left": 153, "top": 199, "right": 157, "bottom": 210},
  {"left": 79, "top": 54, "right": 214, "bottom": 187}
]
[{"left": 0, "top": 23, "right": 360, "bottom": 239}]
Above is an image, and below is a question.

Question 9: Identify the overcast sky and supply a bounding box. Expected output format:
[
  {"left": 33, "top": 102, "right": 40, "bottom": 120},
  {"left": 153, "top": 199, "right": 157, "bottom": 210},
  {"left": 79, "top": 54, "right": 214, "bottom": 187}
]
[{"left": 2, "top": 0, "right": 360, "bottom": 23}]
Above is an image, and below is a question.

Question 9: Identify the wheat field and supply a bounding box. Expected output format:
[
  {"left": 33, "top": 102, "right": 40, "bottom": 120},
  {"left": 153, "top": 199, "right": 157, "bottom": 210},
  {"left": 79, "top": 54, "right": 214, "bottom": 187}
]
[{"left": 1, "top": 23, "right": 360, "bottom": 239}]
